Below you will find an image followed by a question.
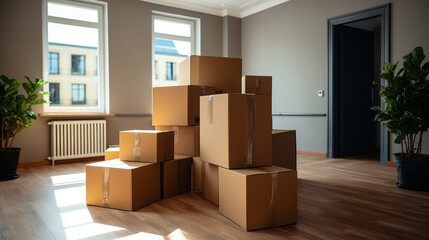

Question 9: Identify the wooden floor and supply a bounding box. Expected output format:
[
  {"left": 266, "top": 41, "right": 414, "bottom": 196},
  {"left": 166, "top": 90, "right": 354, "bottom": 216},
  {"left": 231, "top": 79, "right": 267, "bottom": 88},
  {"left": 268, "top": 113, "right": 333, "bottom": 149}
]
[{"left": 1, "top": 155, "right": 428, "bottom": 240}]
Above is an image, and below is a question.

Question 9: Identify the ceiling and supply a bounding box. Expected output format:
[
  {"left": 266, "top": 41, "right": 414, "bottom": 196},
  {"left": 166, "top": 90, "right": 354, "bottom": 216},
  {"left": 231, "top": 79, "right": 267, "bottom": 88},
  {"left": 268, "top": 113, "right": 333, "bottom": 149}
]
[{"left": 140, "top": 0, "right": 290, "bottom": 18}]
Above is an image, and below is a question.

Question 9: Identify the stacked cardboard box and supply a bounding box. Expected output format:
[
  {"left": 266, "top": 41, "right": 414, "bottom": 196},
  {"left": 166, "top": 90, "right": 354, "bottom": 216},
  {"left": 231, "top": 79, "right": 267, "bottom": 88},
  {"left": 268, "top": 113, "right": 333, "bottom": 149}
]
[
  {"left": 86, "top": 129, "right": 195, "bottom": 211},
  {"left": 198, "top": 72, "right": 297, "bottom": 231},
  {"left": 87, "top": 56, "right": 298, "bottom": 229}
]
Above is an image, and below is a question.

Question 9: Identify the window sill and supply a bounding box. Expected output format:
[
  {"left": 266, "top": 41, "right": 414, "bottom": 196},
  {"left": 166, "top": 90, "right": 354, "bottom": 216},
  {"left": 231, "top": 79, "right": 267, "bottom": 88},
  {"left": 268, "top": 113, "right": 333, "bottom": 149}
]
[{"left": 39, "top": 113, "right": 114, "bottom": 118}]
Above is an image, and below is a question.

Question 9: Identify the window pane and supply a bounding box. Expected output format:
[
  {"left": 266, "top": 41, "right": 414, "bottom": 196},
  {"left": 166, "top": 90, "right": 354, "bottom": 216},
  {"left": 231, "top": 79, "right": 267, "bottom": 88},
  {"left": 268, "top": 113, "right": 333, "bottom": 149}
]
[
  {"left": 49, "top": 83, "right": 60, "bottom": 104},
  {"left": 72, "top": 84, "right": 86, "bottom": 104},
  {"left": 154, "top": 38, "right": 188, "bottom": 84},
  {"left": 154, "top": 18, "right": 191, "bottom": 37},
  {"left": 44, "top": 0, "right": 106, "bottom": 113},
  {"left": 48, "top": 22, "right": 98, "bottom": 47},
  {"left": 49, "top": 52, "right": 59, "bottom": 74},
  {"left": 71, "top": 55, "right": 85, "bottom": 75},
  {"left": 48, "top": 2, "right": 98, "bottom": 23}
]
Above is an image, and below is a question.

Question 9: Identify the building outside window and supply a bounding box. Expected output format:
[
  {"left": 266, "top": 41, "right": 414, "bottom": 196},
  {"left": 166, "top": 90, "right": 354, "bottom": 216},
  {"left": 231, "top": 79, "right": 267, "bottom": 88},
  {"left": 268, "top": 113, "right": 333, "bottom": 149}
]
[
  {"left": 49, "top": 52, "right": 59, "bottom": 74},
  {"left": 166, "top": 61, "right": 175, "bottom": 80},
  {"left": 49, "top": 82, "right": 60, "bottom": 104},
  {"left": 152, "top": 13, "right": 200, "bottom": 87},
  {"left": 72, "top": 84, "right": 86, "bottom": 104},
  {"left": 43, "top": 0, "right": 108, "bottom": 113},
  {"left": 71, "top": 54, "right": 85, "bottom": 75}
]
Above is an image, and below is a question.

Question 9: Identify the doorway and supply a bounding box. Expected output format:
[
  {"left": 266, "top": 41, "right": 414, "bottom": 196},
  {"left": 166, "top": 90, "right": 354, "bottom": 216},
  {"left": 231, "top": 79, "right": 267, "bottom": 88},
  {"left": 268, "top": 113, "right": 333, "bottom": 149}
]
[{"left": 327, "top": 4, "right": 390, "bottom": 165}]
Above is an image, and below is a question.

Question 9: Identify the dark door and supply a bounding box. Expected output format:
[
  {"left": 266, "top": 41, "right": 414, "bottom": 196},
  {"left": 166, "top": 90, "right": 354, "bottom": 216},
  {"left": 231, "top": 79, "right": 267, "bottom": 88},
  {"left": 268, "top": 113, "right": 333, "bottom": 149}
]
[{"left": 337, "top": 25, "right": 377, "bottom": 157}]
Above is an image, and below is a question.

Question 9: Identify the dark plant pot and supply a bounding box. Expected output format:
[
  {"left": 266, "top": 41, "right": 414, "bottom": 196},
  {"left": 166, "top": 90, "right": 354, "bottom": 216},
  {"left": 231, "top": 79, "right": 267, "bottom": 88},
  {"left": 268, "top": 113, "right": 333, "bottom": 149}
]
[
  {"left": 394, "top": 153, "right": 429, "bottom": 190},
  {"left": 0, "top": 148, "right": 21, "bottom": 181}
]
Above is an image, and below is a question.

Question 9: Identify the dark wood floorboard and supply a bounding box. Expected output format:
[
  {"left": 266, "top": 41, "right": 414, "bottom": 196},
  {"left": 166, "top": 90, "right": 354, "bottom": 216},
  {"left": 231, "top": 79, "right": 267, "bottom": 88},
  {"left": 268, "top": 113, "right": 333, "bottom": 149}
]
[{"left": 0, "top": 155, "right": 428, "bottom": 239}]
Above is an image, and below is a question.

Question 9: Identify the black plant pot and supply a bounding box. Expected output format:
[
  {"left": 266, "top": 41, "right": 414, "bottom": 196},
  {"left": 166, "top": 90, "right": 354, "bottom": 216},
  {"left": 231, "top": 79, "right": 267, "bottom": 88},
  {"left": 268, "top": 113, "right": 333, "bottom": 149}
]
[
  {"left": 0, "top": 148, "right": 21, "bottom": 181},
  {"left": 394, "top": 153, "right": 429, "bottom": 190}
]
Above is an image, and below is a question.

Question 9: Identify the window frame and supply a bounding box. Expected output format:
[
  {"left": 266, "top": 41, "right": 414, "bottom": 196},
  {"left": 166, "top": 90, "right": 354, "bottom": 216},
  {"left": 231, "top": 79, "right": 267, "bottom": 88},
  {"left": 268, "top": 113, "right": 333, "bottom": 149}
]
[
  {"left": 42, "top": 0, "right": 109, "bottom": 113},
  {"left": 152, "top": 12, "right": 200, "bottom": 86}
]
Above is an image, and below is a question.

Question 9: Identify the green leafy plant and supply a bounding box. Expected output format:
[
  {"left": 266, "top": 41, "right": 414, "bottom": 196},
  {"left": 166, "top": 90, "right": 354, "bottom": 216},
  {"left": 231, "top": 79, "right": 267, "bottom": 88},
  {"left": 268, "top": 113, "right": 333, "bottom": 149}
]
[
  {"left": 372, "top": 47, "right": 429, "bottom": 158},
  {"left": 0, "top": 75, "right": 49, "bottom": 151}
]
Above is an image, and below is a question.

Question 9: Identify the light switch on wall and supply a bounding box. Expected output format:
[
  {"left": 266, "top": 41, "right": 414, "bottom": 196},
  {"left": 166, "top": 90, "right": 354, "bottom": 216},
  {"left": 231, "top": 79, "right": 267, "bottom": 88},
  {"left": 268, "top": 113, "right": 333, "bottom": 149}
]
[{"left": 318, "top": 90, "right": 324, "bottom": 97}]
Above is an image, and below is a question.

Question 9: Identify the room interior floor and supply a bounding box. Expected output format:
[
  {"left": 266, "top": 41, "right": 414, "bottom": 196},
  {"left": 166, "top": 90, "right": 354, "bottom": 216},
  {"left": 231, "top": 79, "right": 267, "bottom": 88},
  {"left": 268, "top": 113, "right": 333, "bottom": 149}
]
[{"left": 1, "top": 155, "right": 428, "bottom": 240}]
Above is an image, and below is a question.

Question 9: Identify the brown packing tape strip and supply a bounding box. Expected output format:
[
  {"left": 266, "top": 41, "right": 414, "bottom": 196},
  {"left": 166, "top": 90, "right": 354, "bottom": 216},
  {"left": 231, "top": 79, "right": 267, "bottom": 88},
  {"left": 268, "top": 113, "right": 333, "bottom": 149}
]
[
  {"left": 208, "top": 96, "right": 214, "bottom": 124},
  {"left": 102, "top": 167, "right": 110, "bottom": 206},
  {"left": 269, "top": 173, "right": 278, "bottom": 226},
  {"left": 256, "top": 77, "right": 261, "bottom": 92},
  {"left": 173, "top": 126, "right": 179, "bottom": 144},
  {"left": 134, "top": 133, "right": 142, "bottom": 161},
  {"left": 246, "top": 95, "right": 255, "bottom": 166}
]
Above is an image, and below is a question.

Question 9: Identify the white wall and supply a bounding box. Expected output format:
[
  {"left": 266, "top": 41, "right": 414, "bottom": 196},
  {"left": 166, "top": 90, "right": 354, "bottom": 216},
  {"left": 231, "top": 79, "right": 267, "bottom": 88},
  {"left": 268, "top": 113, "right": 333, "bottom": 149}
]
[{"left": 242, "top": 0, "right": 429, "bottom": 157}]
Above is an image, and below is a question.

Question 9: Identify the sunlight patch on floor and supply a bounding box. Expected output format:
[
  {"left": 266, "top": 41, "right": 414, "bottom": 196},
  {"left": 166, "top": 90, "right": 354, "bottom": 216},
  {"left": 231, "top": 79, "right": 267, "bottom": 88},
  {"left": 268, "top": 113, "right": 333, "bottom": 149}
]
[{"left": 65, "top": 222, "right": 125, "bottom": 239}]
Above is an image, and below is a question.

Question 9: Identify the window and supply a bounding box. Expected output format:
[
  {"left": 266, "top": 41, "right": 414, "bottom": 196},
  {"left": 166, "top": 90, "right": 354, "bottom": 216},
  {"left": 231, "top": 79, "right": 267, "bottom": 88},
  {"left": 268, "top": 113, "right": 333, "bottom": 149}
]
[
  {"left": 72, "top": 84, "right": 86, "bottom": 104},
  {"left": 49, "top": 52, "right": 59, "bottom": 74},
  {"left": 49, "top": 83, "right": 60, "bottom": 104},
  {"left": 152, "top": 13, "right": 200, "bottom": 87},
  {"left": 71, "top": 55, "right": 85, "bottom": 75},
  {"left": 166, "top": 62, "right": 175, "bottom": 80},
  {"left": 43, "top": 0, "right": 108, "bottom": 113}
]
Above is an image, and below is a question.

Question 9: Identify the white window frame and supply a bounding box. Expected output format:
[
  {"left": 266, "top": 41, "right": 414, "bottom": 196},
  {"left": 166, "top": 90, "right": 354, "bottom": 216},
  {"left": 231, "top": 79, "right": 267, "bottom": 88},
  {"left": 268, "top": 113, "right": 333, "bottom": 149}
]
[
  {"left": 152, "top": 12, "right": 201, "bottom": 84},
  {"left": 42, "top": 0, "right": 109, "bottom": 113}
]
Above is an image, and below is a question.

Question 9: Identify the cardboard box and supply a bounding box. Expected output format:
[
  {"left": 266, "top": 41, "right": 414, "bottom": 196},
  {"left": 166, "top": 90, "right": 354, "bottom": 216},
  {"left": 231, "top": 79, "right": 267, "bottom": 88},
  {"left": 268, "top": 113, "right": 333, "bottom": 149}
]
[
  {"left": 152, "top": 85, "right": 215, "bottom": 126},
  {"left": 161, "top": 155, "right": 192, "bottom": 198},
  {"left": 86, "top": 159, "right": 161, "bottom": 211},
  {"left": 119, "top": 130, "right": 174, "bottom": 163},
  {"left": 155, "top": 126, "right": 200, "bottom": 157},
  {"left": 200, "top": 93, "right": 272, "bottom": 169},
  {"left": 192, "top": 157, "right": 219, "bottom": 205},
  {"left": 179, "top": 56, "right": 242, "bottom": 93},
  {"left": 219, "top": 166, "right": 297, "bottom": 231},
  {"left": 272, "top": 130, "right": 297, "bottom": 170},
  {"left": 105, "top": 147, "right": 120, "bottom": 160},
  {"left": 241, "top": 75, "right": 272, "bottom": 95}
]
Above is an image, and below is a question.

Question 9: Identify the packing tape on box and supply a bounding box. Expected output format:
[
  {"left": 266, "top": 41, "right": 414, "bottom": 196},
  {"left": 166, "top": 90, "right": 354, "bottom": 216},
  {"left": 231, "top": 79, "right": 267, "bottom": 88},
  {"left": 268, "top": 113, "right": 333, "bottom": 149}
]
[
  {"left": 256, "top": 77, "right": 261, "bottom": 92},
  {"left": 173, "top": 126, "right": 179, "bottom": 144},
  {"left": 134, "top": 133, "right": 142, "bottom": 161},
  {"left": 270, "top": 173, "right": 278, "bottom": 226},
  {"left": 102, "top": 167, "right": 110, "bottom": 206},
  {"left": 200, "top": 86, "right": 206, "bottom": 96},
  {"left": 246, "top": 95, "right": 255, "bottom": 166},
  {"left": 208, "top": 95, "right": 214, "bottom": 124}
]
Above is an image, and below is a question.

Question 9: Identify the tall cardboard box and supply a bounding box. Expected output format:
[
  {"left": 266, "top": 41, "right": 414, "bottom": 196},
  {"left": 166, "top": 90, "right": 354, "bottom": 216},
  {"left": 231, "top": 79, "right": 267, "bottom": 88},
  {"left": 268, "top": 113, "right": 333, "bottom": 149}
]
[
  {"left": 192, "top": 157, "right": 219, "bottom": 205},
  {"left": 272, "top": 130, "right": 297, "bottom": 170},
  {"left": 152, "top": 85, "right": 215, "bottom": 126},
  {"left": 179, "top": 56, "right": 242, "bottom": 93},
  {"left": 119, "top": 130, "right": 174, "bottom": 162},
  {"left": 86, "top": 159, "right": 161, "bottom": 211},
  {"left": 161, "top": 155, "right": 192, "bottom": 198},
  {"left": 200, "top": 93, "right": 272, "bottom": 169},
  {"left": 241, "top": 75, "right": 272, "bottom": 95},
  {"left": 219, "top": 166, "right": 297, "bottom": 231},
  {"left": 155, "top": 126, "right": 200, "bottom": 157},
  {"left": 105, "top": 147, "right": 120, "bottom": 160}
]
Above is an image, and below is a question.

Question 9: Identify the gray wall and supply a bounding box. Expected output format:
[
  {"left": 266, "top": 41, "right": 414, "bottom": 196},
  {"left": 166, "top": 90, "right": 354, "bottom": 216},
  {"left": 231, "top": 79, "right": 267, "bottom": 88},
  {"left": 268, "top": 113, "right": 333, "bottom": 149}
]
[
  {"left": 0, "top": 0, "right": 227, "bottom": 164},
  {"left": 242, "top": 0, "right": 429, "bottom": 158}
]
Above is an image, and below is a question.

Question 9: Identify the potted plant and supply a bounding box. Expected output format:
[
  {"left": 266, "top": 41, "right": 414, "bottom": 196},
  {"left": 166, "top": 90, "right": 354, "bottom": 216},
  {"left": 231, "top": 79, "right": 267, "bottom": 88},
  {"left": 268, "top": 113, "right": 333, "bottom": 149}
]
[
  {"left": 372, "top": 46, "right": 429, "bottom": 190},
  {"left": 0, "top": 75, "right": 48, "bottom": 181}
]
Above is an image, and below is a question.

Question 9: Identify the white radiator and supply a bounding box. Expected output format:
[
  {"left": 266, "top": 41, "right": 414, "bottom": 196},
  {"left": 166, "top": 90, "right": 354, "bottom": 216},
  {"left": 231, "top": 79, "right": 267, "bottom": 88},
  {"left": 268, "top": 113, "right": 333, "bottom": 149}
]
[{"left": 48, "top": 120, "right": 107, "bottom": 165}]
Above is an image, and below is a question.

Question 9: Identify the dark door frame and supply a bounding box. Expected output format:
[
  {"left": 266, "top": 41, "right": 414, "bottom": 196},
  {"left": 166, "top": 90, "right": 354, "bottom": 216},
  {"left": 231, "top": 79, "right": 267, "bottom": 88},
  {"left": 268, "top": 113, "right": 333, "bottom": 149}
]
[{"left": 327, "top": 4, "right": 391, "bottom": 165}]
